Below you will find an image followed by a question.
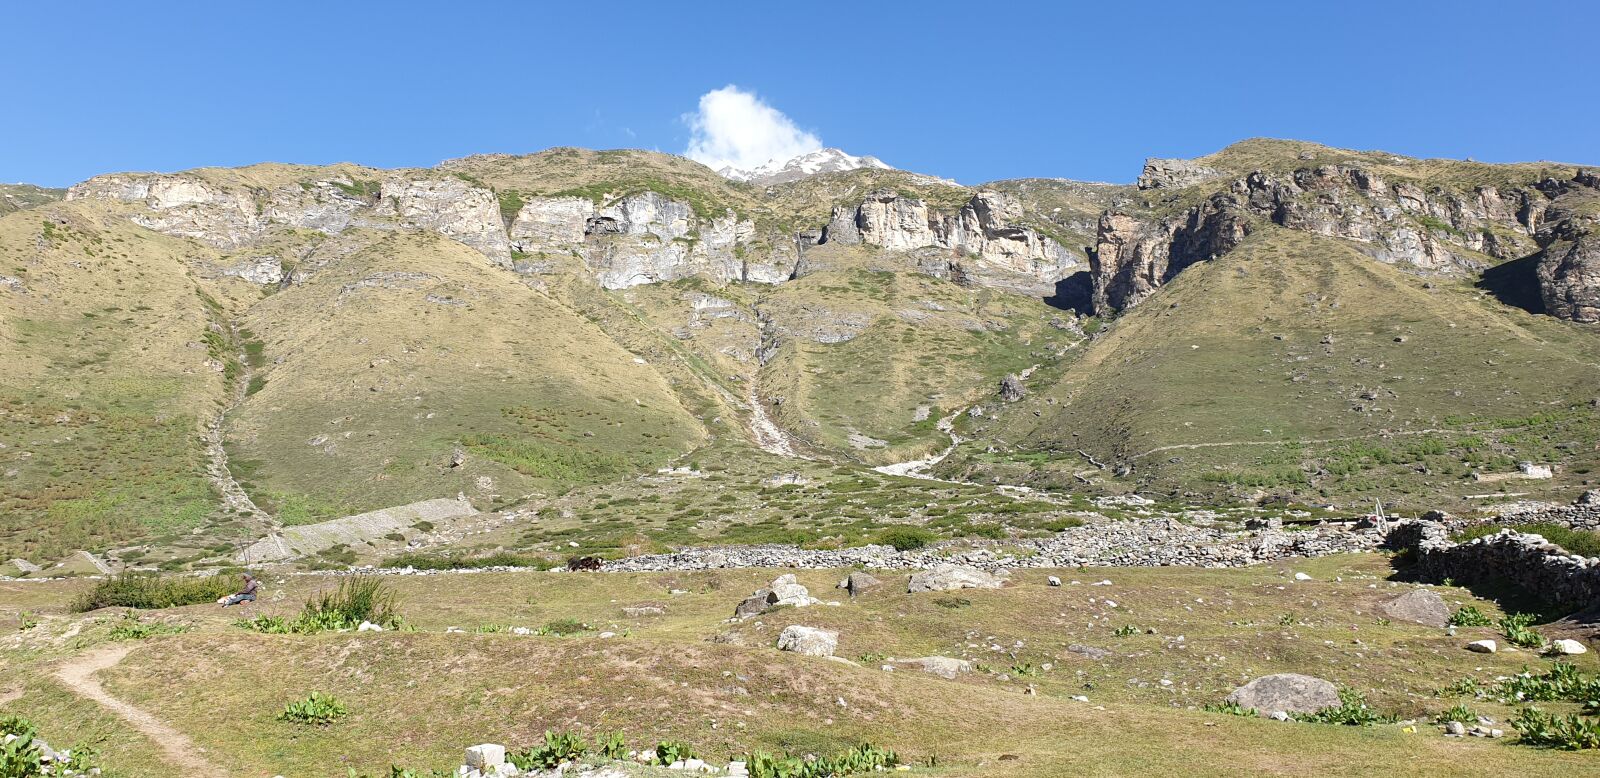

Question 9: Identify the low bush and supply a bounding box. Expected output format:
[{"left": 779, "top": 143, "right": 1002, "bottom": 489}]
[
  {"left": 874, "top": 526, "right": 935, "bottom": 551},
  {"left": 278, "top": 692, "right": 347, "bottom": 725},
  {"left": 0, "top": 716, "right": 103, "bottom": 776},
  {"left": 72, "top": 572, "right": 237, "bottom": 611}
]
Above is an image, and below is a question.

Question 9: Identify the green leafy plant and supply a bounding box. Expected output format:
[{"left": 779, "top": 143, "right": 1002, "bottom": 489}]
[
  {"left": 278, "top": 691, "right": 348, "bottom": 725},
  {"left": 1203, "top": 700, "right": 1255, "bottom": 717},
  {"left": 1113, "top": 624, "right": 1139, "bottom": 637},
  {"left": 16, "top": 612, "right": 36, "bottom": 631},
  {"left": 654, "top": 739, "right": 696, "bottom": 766},
  {"left": 239, "top": 576, "right": 402, "bottom": 634},
  {"left": 510, "top": 730, "right": 589, "bottom": 770},
  {"left": 1448, "top": 605, "right": 1493, "bottom": 627},
  {"left": 1292, "top": 688, "right": 1394, "bottom": 726},
  {"left": 1497, "top": 663, "right": 1600, "bottom": 708},
  {"left": 1433, "top": 703, "right": 1478, "bottom": 724},
  {"left": 1511, "top": 707, "right": 1600, "bottom": 749},
  {"left": 595, "top": 731, "right": 627, "bottom": 760},
  {"left": 1277, "top": 614, "right": 1296, "bottom": 626},
  {"left": 1499, "top": 613, "right": 1546, "bottom": 649},
  {"left": 744, "top": 743, "right": 898, "bottom": 777},
  {"left": 1438, "top": 676, "right": 1485, "bottom": 698}
]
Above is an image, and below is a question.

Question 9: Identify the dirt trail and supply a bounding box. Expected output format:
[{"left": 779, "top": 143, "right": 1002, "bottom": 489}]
[{"left": 54, "top": 644, "right": 223, "bottom": 776}]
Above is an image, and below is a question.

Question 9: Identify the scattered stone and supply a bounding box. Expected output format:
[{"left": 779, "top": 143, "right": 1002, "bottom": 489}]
[
  {"left": 1293, "top": 572, "right": 1312, "bottom": 581},
  {"left": 776, "top": 625, "right": 837, "bottom": 657},
  {"left": 1466, "top": 639, "right": 1498, "bottom": 654},
  {"left": 999, "top": 374, "right": 1025, "bottom": 403},
  {"left": 1379, "top": 588, "right": 1451, "bottom": 628},
  {"left": 1066, "top": 644, "right": 1112, "bottom": 660},
  {"left": 622, "top": 605, "right": 665, "bottom": 617},
  {"left": 357, "top": 621, "right": 383, "bottom": 632},
  {"left": 1444, "top": 721, "right": 1467, "bottom": 736},
  {"left": 907, "top": 564, "right": 1004, "bottom": 593},
  {"left": 1047, "top": 576, "right": 1062, "bottom": 587},
  {"left": 734, "top": 590, "right": 775, "bottom": 620},
  {"left": 1226, "top": 673, "right": 1341, "bottom": 715}
]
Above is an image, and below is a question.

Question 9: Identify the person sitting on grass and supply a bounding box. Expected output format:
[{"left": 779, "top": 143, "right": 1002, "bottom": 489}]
[{"left": 220, "top": 573, "right": 259, "bottom": 607}]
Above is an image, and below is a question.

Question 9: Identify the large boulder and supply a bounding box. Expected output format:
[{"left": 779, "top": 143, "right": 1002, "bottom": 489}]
[
  {"left": 1379, "top": 588, "right": 1451, "bottom": 628},
  {"left": 907, "top": 564, "right": 1004, "bottom": 593},
  {"left": 776, "top": 625, "right": 838, "bottom": 657},
  {"left": 734, "top": 589, "right": 776, "bottom": 620},
  {"left": 1225, "top": 673, "right": 1341, "bottom": 715}
]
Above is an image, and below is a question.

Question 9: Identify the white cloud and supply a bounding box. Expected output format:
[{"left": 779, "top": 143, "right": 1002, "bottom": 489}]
[{"left": 684, "top": 85, "right": 822, "bottom": 172}]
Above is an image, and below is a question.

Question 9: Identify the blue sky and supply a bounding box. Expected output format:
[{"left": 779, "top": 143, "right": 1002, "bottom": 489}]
[{"left": 3, "top": 1, "right": 1596, "bottom": 187}]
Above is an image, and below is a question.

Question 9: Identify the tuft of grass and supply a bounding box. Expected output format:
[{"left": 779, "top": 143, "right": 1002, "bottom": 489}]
[
  {"left": 108, "top": 612, "right": 187, "bottom": 641},
  {"left": 239, "top": 576, "right": 402, "bottom": 634},
  {"left": 874, "top": 526, "right": 935, "bottom": 551}
]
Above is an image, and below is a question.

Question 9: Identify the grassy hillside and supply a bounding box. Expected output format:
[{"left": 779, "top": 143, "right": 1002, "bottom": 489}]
[
  {"left": 0, "top": 205, "right": 228, "bottom": 560},
  {"left": 222, "top": 229, "right": 707, "bottom": 523},
  {"left": 945, "top": 227, "right": 1600, "bottom": 509}
]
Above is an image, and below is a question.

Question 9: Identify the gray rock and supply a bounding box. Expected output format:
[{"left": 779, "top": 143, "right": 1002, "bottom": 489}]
[
  {"left": 842, "top": 571, "right": 881, "bottom": 596},
  {"left": 1466, "top": 639, "right": 1498, "bottom": 654},
  {"left": 893, "top": 655, "right": 973, "bottom": 679},
  {"left": 1066, "top": 644, "right": 1112, "bottom": 660},
  {"left": 999, "top": 374, "right": 1025, "bottom": 403},
  {"left": 907, "top": 564, "right": 1004, "bottom": 593},
  {"left": 734, "top": 589, "right": 775, "bottom": 620},
  {"left": 1225, "top": 673, "right": 1341, "bottom": 715},
  {"left": 1379, "top": 588, "right": 1451, "bottom": 628},
  {"left": 776, "top": 625, "right": 838, "bottom": 657}
]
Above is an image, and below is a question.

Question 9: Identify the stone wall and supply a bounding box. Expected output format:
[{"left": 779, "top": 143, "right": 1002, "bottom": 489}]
[{"left": 1388, "top": 520, "right": 1600, "bottom": 614}]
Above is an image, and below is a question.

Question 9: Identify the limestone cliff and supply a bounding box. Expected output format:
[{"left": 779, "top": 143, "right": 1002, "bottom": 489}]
[{"left": 821, "top": 188, "right": 1081, "bottom": 292}]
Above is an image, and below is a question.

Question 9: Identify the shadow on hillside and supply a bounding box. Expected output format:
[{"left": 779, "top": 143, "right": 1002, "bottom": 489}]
[
  {"left": 1476, "top": 253, "right": 1546, "bottom": 315},
  {"left": 1044, "top": 271, "right": 1094, "bottom": 316}
]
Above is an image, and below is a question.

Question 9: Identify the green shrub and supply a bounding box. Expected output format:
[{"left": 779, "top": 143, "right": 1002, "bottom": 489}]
[
  {"left": 1292, "top": 688, "right": 1394, "bottom": 726},
  {"left": 1113, "top": 624, "right": 1139, "bottom": 637},
  {"left": 874, "top": 526, "right": 935, "bottom": 551},
  {"left": 510, "top": 730, "right": 588, "bottom": 770},
  {"left": 654, "top": 739, "right": 696, "bottom": 766},
  {"left": 1512, "top": 707, "right": 1600, "bottom": 749},
  {"left": 1448, "top": 605, "right": 1493, "bottom": 627},
  {"left": 72, "top": 572, "right": 238, "bottom": 611},
  {"left": 279, "top": 692, "right": 347, "bottom": 725},
  {"left": 1497, "top": 663, "right": 1600, "bottom": 707}
]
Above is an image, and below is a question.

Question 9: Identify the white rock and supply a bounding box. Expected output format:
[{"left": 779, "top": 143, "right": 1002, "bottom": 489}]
[
  {"left": 1047, "top": 576, "right": 1062, "bottom": 587},
  {"left": 1293, "top": 572, "right": 1312, "bottom": 581},
  {"left": 466, "top": 744, "right": 506, "bottom": 768},
  {"left": 1550, "top": 638, "right": 1587, "bottom": 655},
  {"left": 357, "top": 621, "right": 383, "bottom": 632},
  {"left": 776, "top": 625, "right": 838, "bottom": 657},
  {"left": 1466, "top": 639, "right": 1497, "bottom": 654}
]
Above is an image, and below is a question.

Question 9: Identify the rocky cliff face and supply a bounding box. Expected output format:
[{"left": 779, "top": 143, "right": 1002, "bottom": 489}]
[
  {"left": 375, "top": 177, "right": 511, "bottom": 266},
  {"left": 823, "top": 188, "right": 1081, "bottom": 290},
  {"left": 1090, "top": 161, "right": 1596, "bottom": 318},
  {"left": 509, "top": 191, "right": 798, "bottom": 288},
  {"left": 1532, "top": 172, "right": 1600, "bottom": 323}
]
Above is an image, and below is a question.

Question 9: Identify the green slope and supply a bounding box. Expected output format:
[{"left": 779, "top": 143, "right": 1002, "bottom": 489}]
[{"left": 944, "top": 227, "right": 1600, "bottom": 508}]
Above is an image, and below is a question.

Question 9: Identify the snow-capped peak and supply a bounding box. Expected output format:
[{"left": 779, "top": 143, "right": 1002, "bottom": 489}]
[{"left": 717, "top": 148, "right": 893, "bottom": 185}]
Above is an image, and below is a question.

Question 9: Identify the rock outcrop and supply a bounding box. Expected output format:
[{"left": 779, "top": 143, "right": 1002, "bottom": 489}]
[
  {"left": 1531, "top": 172, "right": 1600, "bottom": 323},
  {"left": 906, "top": 564, "right": 1005, "bottom": 592},
  {"left": 823, "top": 189, "right": 1082, "bottom": 291},
  {"left": 376, "top": 177, "right": 511, "bottom": 266},
  {"left": 1088, "top": 161, "right": 1581, "bottom": 314},
  {"left": 776, "top": 625, "right": 837, "bottom": 656},
  {"left": 509, "top": 191, "right": 797, "bottom": 288},
  {"left": 1137, "top": 158, "right": 1225, "bottom": 190}
]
